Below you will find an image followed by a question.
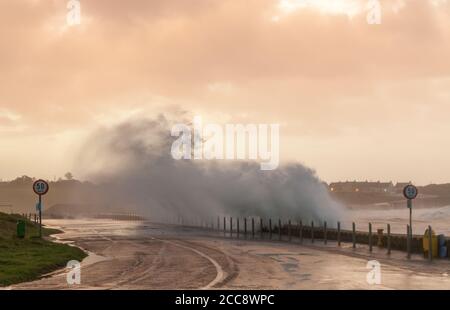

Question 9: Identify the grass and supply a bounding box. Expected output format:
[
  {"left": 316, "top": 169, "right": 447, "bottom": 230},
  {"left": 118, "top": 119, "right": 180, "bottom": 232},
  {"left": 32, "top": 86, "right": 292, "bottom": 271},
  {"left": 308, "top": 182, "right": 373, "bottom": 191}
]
[{"left": 0, "top": 212, "right": 86, "bottom": 286}]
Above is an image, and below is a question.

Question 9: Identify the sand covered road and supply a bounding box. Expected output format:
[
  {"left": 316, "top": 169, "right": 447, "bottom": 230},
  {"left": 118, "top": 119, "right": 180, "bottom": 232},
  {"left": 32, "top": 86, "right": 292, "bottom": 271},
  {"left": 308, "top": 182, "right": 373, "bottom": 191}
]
[{"left": 10, "top": 219, "right": 450, "bottom": 290}]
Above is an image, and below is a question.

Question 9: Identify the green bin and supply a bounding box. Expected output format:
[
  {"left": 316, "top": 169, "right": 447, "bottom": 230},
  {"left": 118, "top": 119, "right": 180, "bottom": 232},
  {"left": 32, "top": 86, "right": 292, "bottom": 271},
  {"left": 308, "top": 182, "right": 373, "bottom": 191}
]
[{"left": 17, "top": 220, "right": 26, "bottom": 238}]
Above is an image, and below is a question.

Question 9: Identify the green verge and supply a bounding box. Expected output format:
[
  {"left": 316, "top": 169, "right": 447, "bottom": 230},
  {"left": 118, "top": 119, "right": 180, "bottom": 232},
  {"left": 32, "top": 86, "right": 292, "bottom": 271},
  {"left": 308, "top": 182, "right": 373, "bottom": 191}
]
[{"left": 0, "top": 212, "right": 87, "bottom": 286}]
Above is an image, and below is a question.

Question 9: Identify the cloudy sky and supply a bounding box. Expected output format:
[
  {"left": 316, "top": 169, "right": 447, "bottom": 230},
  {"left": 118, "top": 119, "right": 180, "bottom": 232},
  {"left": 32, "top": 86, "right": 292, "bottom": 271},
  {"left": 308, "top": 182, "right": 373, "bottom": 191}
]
[{"left": 0, "top": 0, "right": 449, "bottom": 184}]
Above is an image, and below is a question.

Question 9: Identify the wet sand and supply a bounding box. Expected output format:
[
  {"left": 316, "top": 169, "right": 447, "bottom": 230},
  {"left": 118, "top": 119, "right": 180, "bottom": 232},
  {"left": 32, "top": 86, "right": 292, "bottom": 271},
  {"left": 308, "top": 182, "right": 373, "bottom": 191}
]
[{"left": 9, "top": 219, "right": 450, "bottom": 290}]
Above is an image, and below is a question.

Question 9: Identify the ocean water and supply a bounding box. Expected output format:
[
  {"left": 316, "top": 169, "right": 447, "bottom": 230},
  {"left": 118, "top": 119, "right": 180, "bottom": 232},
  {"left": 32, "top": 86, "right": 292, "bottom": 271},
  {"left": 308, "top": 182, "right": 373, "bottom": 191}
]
[{"left": 343, "top": 206, "right": 450, "bottom": 236}]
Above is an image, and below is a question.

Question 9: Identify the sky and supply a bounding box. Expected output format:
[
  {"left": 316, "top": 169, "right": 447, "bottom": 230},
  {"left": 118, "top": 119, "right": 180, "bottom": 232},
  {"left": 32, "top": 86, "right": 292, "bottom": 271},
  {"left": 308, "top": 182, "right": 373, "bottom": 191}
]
[{"left": 0, "top": 0, "right": 450, "bottom": 185}]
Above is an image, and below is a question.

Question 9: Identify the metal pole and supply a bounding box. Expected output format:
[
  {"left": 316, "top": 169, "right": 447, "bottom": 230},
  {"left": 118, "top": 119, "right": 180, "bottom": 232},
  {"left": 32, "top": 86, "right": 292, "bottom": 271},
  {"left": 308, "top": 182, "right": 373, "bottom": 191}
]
[
  {"left": 311, "top": 221, "right": 314, "bottom": 243},
  {"left": 387, "top": 224, "right": 391, "bottom": 255},
  {"left": 369, "top": 223, "right": 372, "bottom": 252},
  {"left": 299, "top": 220, "right": 303, "bottom": 244},
  {"left": 428, "top": 225, "right": 433, "bottom": 262},
  {"left": 337, "top": 221, "right": 341, "bottom": 246},
  {"left": 352, "top": 222, "right": 356, "bottom": 249},
  {"left": 324, "top": 221, "right": 327, "bottom": 245},
  {"left": 409, "top": 199, "right": 412, "bottom": 237},
  {"left": 407, "top": 224, "right": 411, "bottom": 259},
  {"left": 39, "top": 195, "right": 42, "bottom": 238},
  {"left": 409, "top": 205, "right": 413, "bottom": 255},
  {"left": 237, "top": 218, "right": 240, "bottom": 239}
]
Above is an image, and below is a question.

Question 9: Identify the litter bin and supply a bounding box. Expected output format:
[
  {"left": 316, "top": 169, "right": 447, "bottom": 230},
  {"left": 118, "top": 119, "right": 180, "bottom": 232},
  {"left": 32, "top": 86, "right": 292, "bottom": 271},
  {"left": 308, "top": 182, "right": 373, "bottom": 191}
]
[
  {"left": 377, "top": 229, "right": 384, "bottom": 247},
  {"left": 438, "top": 234, "right": 447, "bottom": 258},
  {"left": 17, "top": 220, "right": 26, "bottom": 238},
  {"left": 423, "top": 228, "right": 438, "bottom": 258}
]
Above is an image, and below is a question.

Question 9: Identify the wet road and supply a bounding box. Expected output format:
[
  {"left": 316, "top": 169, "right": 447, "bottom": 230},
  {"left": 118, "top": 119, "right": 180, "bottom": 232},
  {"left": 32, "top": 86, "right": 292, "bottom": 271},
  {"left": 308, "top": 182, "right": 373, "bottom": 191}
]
[{"left": 10, "top": 219, "right": 450, "bottom": 290}]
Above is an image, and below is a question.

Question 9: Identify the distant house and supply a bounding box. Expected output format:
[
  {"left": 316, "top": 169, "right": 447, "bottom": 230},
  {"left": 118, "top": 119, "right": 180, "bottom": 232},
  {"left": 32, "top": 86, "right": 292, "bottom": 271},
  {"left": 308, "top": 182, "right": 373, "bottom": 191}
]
[
  {"left": 394, "top": 182, "right": 412, "bottom": 193},
  {"left": 329, "top": 181, "right": 395, "bottom": 194}
]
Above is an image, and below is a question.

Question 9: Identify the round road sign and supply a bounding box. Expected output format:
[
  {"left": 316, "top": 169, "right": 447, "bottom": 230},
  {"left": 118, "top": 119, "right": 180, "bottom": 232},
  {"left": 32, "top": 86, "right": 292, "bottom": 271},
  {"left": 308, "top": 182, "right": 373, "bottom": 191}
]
[
  {"left": 403, "top": 184, "right": 418, "bottom": 200},
  {"left": 33, "top": 179, "right": 49, "bottom": 196}
]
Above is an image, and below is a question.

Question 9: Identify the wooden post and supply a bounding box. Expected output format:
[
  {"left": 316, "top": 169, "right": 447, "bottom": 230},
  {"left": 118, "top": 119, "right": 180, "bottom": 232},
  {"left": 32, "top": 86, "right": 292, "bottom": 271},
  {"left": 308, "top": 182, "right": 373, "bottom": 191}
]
[
  {"left": 244, "top": 218, "right": 247, "bottom": 238},
  {"left": 288, "top": 220, "right": 292, "bottom": 242},
  {"left": 237, "top": 218, "right": 240, "bottom": 239},
  {"left": 260, "top": 218, "right": 263, "bottom": 239},
  {"left": 324, "top": 221, "right": 327, "bottom": 245},
  {"left": 230, "top": 217, "right": 233, "bottom": 237},
  {"left": 223, "top": 217, "right": 226, "bottom": 235},
  {"left": 278, "top": 219, "right": 282, "bottom": 241},
  {"left": 369, "top": 223, "right": 372, "bottom": 252},
  {"left": 299, "top": 220, "right": 303, "bottom": 244},
  {"left": 252, "top": 218, "right": 255, "bottom": 239},
  {"left": 337, "top": 221, "right": 341, "bottom": 246},
  {"left": 269, "top": 219, "right": 272, "bottom": 240},
  {"left": 352, "top": 222, "right": 356, "bottom": 249},
  {"left": 428, "top": 225, "right": 433, "bottom": 262},
  {"left": 311, "top": 221, "right": 314, "bottom": 243},
  {"left": 217, "top": 216, "right": 220, "bottom": 231}
]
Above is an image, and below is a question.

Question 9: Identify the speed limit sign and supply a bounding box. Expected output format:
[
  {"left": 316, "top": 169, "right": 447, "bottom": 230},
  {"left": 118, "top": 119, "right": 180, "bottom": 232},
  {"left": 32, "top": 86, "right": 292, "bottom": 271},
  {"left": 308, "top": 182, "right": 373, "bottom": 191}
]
[
  {"left": 33, "top": 179, "right": 49, "bottom": 196},
  {"left": 403, "top": 184, "right": 418, "bottom": 200},
  {"left": 33, "top": 179, "right": 49, "bottom": 238},
  {"left": 403, "top": 184, "right": 417, "bottom": 258}
]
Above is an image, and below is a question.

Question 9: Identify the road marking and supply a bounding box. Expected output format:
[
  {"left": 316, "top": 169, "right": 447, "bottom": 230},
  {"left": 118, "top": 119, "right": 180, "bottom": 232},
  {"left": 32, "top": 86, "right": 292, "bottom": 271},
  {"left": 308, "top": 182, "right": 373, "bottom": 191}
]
[{"left": 153, "top": 238, "right": 225, "bottom": 289}]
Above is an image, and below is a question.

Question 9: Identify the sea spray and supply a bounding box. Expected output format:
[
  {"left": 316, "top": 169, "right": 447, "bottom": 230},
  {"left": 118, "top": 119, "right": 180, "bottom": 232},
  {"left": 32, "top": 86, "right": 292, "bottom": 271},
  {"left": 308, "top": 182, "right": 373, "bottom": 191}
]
[{"left": 74, "top": 114, "right": 345, "bottom": 224}]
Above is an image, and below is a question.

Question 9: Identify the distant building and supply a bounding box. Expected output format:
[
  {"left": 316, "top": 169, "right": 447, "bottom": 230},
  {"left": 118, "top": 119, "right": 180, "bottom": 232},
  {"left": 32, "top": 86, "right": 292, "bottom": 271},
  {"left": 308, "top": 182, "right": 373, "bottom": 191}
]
[
  {"left": 394, "top": 182, "right": 412, "bottom": 193},
  {"left": 329, "top": 181, "right": 395, "bottom": 194}
]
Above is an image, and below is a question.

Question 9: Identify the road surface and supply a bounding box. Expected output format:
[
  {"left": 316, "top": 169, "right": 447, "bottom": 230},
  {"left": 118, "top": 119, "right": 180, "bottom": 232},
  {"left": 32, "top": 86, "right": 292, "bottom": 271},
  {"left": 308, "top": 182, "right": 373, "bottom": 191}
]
[{"left": 9, "top": 219, "right": 450, "bottom": 290}]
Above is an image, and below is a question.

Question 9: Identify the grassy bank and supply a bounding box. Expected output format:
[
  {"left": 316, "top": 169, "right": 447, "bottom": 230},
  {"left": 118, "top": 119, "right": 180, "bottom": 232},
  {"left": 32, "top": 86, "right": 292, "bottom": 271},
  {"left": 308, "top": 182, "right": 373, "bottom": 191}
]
[{"left": 0, "top": 212, "right": 86, "bottom": 286}]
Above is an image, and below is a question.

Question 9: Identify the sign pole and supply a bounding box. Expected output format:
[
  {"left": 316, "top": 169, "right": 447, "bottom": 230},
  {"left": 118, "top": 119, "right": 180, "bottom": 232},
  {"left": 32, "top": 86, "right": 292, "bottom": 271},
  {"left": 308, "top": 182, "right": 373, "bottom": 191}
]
[
  {"left": 409, "top": 200, "right": 412, "bottom": 237},
  {"left": 33, "top": 179, "right": 49, "bottom": 239},
  {"left": 404, "top": 185, "right": 418, "bottom": 257},
  {"left": 39, "top": 194, "right": 42, "bottom": 238}
]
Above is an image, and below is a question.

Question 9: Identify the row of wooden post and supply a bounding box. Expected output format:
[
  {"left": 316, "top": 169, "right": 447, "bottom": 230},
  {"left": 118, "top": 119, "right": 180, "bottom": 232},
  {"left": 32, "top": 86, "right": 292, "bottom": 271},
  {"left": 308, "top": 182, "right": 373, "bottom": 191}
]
[
  {"left": 217, "top": 217, "right": 435, "bottom": 262},
  {"left": 21, "top": 213, "right": 39, "bottom": 224}
]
